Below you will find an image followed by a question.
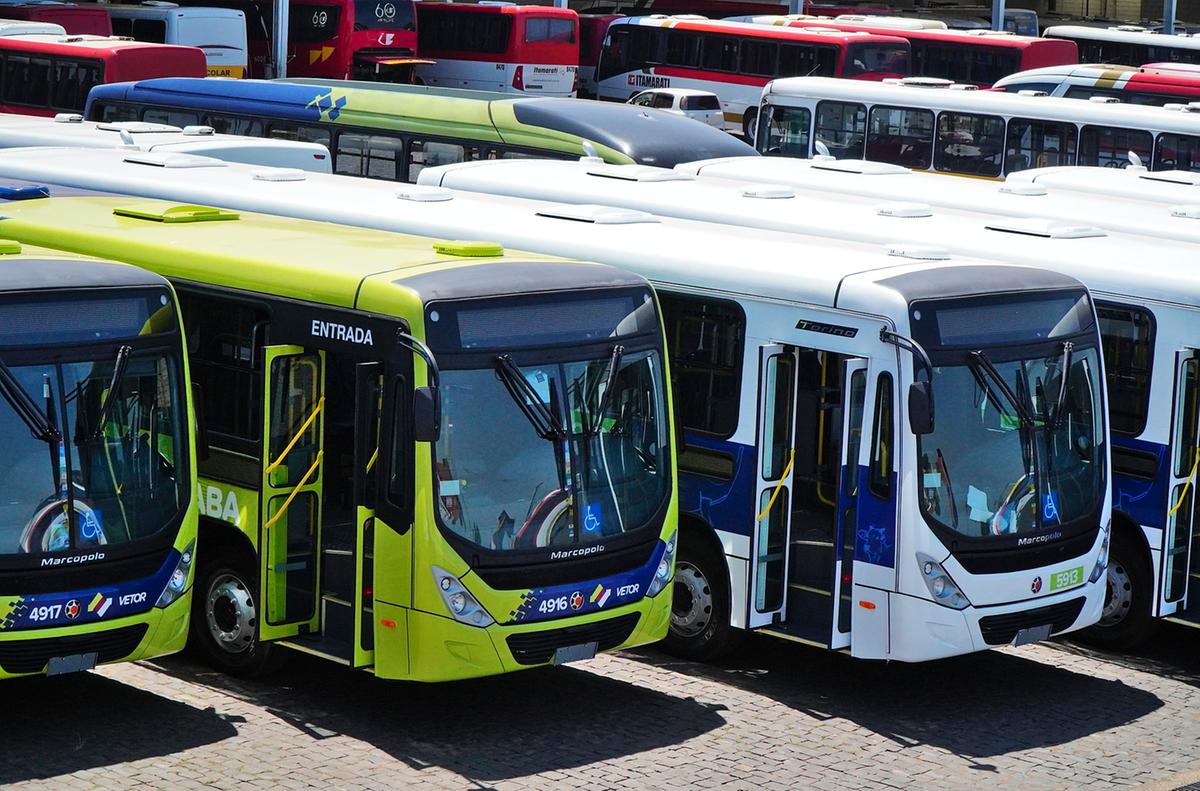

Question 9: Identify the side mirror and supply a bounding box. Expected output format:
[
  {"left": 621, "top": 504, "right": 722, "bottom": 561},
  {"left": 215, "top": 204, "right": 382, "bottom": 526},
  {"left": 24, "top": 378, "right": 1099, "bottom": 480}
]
[
  {"left": 414, "top": 385, "right": 440, "bottom": 443},
  {"left": 908, "top": 380, "right": 934, "bottom": 436},
  {"left": 192, "top": 382, "right": 210, "bottom": 461}
]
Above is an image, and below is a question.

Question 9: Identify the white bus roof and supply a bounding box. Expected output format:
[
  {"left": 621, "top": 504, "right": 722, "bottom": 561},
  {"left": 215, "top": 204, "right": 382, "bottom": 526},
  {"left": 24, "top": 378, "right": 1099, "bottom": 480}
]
[
  {"left": 763, "top": 76, "right": 1200, "bottom": 135},
  {"left": 1044, "top": 24, "right": 1200, "bottom": 49},
  {"left": 0, "top": 114, "right": 331, "bottom": 171},
  {"left": 103, "top": 5, "right": 246, "bottom": 20},
  {"left": 992, "top": 64, "right": 1142, "bottom": 84},
  {"left": 0, "top": 146, "right": 1068, "bottom": 318},
  {"left": 1007, "top": 164, "right": 1200, "bottom": 206},
  {"left": 0, "top": 21, "right": 65, "bottom": 36},
  {"left": 674, "top": 155, "right": 1200, "bottom": 249}
]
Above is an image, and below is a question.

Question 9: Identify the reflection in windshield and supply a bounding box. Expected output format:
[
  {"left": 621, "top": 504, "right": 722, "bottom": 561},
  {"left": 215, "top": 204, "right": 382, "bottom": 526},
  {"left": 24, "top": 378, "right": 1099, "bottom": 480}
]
[
  {"left": 0, "top": 353, "right": 185, "bottom": 556},
  {"left": 434, "top": 349, "right": 668, "bottom": 553},
  {"left": 919, "top": 346, "right": 1105, "bottom": 538}
]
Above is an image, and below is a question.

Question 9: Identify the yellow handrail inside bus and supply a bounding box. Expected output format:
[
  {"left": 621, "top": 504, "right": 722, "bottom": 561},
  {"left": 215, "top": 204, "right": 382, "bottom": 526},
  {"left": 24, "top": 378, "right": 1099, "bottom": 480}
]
[
  {"left": 265, "top": 396, "right": 325, "bottom": 474},
  {"left": 1168, "top": 448, "right": 1200, "bottom": 518},
  {"left": 265, "top": 450, "right": 323, "bottom": 529},
  {"left": 757, "top": 449, "right": 795, "bottom": 523}
]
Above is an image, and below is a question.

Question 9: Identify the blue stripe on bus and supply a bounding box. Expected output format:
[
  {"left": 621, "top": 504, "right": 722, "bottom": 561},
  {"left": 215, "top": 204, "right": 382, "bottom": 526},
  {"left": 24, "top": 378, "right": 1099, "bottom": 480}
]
[
  {"left": 678, "top": 433, "right": 756, "bottom": 538},
  {"left": 852, "top": 466, "right": 897, "bottom": 568},
  {"left": 87, "top": 79, "right": 334, "bottom": 123},
  {"left": 1113, "top": 436, "right": 1169, "bottom": 531}
]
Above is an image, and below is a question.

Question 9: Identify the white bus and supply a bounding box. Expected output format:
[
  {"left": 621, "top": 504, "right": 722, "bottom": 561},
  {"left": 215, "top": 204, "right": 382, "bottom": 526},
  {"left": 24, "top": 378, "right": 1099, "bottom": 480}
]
[
  {"left": 105, "top": 3, "right": 248, "bottom": 78},
  {"left": 0, "top": 112, "right": 331, "bottom": 170},
  {"left": 414, "top": 155, "right": 1198, "bottom": 646},
  {"left": 1042, "top": 25, "right": 1200, "bottom": 68},
  {"left": 753, "top": 75, "right": 1200, "bottom": 176},
  {"left": 0, "top": 145, "right": 1114, "bottom": 663}
]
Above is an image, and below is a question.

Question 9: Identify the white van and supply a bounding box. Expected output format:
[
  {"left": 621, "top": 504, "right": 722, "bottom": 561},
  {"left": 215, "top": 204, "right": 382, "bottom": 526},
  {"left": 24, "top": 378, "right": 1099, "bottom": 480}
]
[{"left": 105, "top": 2, "right": 248, "bottom": 77}]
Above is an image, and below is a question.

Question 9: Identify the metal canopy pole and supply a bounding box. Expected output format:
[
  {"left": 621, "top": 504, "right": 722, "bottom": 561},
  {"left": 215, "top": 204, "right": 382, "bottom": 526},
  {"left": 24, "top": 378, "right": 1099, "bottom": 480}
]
[
  {"left": 273, "top": 0, "right": 289, "bottom": 78},
  {"left": 991, "top": 0, "right": 1006, "bottom": 31},
  {"left": 1163, "top": 0, "right": 1177, "bottom": 35}
]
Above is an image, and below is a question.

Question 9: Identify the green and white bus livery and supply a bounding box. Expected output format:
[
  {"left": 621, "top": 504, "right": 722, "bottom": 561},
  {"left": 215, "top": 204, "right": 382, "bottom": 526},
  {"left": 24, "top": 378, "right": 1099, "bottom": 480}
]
[
  {"left": 0, "top": 197, "right": 676, "bottom": 681},
  {"left": 0, "top": 245, "right": 196, "bottom": 679}
]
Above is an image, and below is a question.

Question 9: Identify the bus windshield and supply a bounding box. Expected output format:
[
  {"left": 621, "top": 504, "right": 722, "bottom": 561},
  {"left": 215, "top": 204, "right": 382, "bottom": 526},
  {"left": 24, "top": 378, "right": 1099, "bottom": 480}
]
[
  {"left": 913, "top": 291, "right": 1105, "bottom": 542},
  {"left": 843, "top": 42, "right": 909, "bottom": 78},
  {"left": 435, "top": 348, "right": 668, "bottom": 554},
  {"left": 0, "top": 291, "right": 186, "bottom": 558},
  {"left": 355, "top": 0, "right": 415, "bottom": 31}
]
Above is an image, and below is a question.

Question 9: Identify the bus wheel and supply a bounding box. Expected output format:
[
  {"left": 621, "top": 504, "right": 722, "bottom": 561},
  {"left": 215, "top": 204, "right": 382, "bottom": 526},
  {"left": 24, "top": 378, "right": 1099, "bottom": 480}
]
[
  {"left": 662, "top": 538, "right": 741, "bottom": 661},
  {"left": 192, "top": 553, "right": 285, "bottom": 677},
  {"left": 742, "top": 109, "right": 758, "bottom": 143},
  {"left": 1082, "top": 532, "right": 1155, "bottom": 649}
]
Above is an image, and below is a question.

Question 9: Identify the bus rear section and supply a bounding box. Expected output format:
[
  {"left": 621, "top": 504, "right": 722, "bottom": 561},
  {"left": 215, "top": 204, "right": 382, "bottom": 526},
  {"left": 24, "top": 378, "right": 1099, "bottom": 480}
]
[
  {"left": 578, "top": 13, "right": 622, "bottom": 99},
  {"left": 0, "top": 246, "right": 197, "bottom": 680},
  {"left": 416, "top": 4, "right": 579, "bottom": 97},
  {"left": 994, "top": 64, "right": 1200, "bottom": 107},
  {"left": 107, "top": 5, "right": 250, "bottom": 78},
  {"left": 287, "top": 0, "right": 419, "bottom": 82},
  {"left": 595, "top": 16, "right": 909, "bottom": 137},
  {"left": 0, "top": 4, "right": 111, "bottom": 36}
]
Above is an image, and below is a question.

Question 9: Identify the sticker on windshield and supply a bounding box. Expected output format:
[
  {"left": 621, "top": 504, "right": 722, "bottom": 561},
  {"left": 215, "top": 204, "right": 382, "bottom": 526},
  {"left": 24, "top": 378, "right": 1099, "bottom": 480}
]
[
  {"left": 583, "top": 502, "right": 602, "bottom": 534},
  {"left": 966, "top": 485, "right": 993, "bottom": 523},
  {"left": 525, "top": 370, "right": 551, "bottom": 404},
  {"left": 1043, "top": 492, "right": 1061, "bottom": 523},
  {"left": 922, "top": 472, "right": 942, "bottom": 490}
]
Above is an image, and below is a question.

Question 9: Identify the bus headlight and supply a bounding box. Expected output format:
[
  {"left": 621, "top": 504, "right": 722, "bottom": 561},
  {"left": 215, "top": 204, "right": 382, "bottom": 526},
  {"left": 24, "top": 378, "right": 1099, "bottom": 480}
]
[
  {"left": 916, "top": 552, "right": 970, "bottom": 610},
  {"left": 646, "top": 532, "right": 678, "bottom": 598},
  {"left": 155, "top": 541, "right": 195, "bottom": 608},
  {"left": 432, "top": 567, "right": 494, "bottom": 627},
  {"left": 1088, "top": 520, "right": 1112, "bottom": 584}
]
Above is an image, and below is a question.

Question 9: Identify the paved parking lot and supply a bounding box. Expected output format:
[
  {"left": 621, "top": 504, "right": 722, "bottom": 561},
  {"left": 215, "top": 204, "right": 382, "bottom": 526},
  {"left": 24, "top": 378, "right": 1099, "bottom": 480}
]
[{"left": 5, "top": 625, "right": 1200, "bottom": 791}]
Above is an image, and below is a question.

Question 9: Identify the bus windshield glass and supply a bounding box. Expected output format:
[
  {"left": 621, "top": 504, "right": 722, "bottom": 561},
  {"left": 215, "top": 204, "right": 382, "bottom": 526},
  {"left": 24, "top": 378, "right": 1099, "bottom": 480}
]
[
  {"left": 843, "top": 43, "right": 909, "bottom": 78},
  {"left": 426, "top": 290, "right": 669, "bottom": 556},
  {"left": 0, "top": 289, "right": 186, "bottom": 558},
  {"left": 912, "top": 291, "right": 1105, "bottom": 541},
  {"left": 355, "top": 0, "right": 414, "bottom": 31}
]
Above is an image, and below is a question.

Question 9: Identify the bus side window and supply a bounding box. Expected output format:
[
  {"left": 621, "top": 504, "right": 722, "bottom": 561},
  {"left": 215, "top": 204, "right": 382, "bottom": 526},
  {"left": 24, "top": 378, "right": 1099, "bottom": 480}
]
[
  {"left": 133, "top": 18, "right": 167, "bottom": 44},
  {"left": 50, "top": 58, "right": 101, "bottom": 113},
  {"left": 868, "top": 373, "right": 894, "bottom": 499},
  {"left": 760, "top": 105, "right": 810, "bottom": 158},
  {"left": 656, "top": 292, "right": 745, "bottom": 438},
  {"left": 1078, "top": 125, "right": 1152, "bottom": 169},
  {"left": 1004, "top": 118, "right": 1077, "bottom": 173},
  {"left": 336, "top": 132, "right": 404, "bottom": 181},
  {"left": 145, "top": 108, "right": 201, "bottom": 127},
  {"left": 815, "top": 100, "right": 865, "bottom": 159},
  {"left": 3, "top": 55, "right": 51, "bottom": 109},
  {"left": 665, "top": 29, "right": 701, "bottom": 68},
  {"left": 934, "top": 110, "right": 1003, "bottom": 177},
  {"left": 739, "top": 39, "right": 778, "bottom": 77},
  {"left": 268, "top": 122, "right": 331, "bottom": 149},
  {"left": 1155, "top": 133, "right": 1200, "bottom": 172},
  {"left": 407, "top": 140, "right": 479, "bottom": 182},
  {"left": 207, "top": 114, "right": 264, "bottom": 137},
  {"left": 866, "top": 105, "right": 933, "bottom": 170},
  {"left": 1095, "top": 303, "right": 1155, "bottom": 437}
]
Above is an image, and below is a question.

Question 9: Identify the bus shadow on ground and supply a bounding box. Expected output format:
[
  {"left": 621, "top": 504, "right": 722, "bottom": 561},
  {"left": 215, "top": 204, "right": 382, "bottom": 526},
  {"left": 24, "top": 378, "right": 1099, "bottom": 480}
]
[
  {"left": 148, "top": 649, "right": 727, "bottom": 784},
  {"left": 1056, "top": 621, "right": 1200, "bottom": 689},
  {"left": 625, "top": 633, "right": 1165, "bottom": 769},
  {"left": 0, "top": 670, "right": 239, "bottom": 784}
]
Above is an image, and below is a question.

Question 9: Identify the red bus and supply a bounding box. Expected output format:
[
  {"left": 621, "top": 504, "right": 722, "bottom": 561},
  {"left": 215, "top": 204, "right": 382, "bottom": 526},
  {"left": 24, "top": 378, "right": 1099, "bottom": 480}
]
[
  {"left": 285, "top": 0, "right": 419, "bottom": 81},
  {"left": 415, "top": 4, "right": 579, "bottom": 97},
  {"left": 735, "top": 15, "right": 1078, "bottom": 86},
  {"left": 0, "top": 34, "right": 205, "bottom": 115},
  {"left": 596, "top": 16, "right": 910, "bottom": 136},
  {"left": 994, "top": 63, "right": 1200, "bottom": 105},
  {"left": 0, "top": 3, "right": 111, "bottom": 36}
]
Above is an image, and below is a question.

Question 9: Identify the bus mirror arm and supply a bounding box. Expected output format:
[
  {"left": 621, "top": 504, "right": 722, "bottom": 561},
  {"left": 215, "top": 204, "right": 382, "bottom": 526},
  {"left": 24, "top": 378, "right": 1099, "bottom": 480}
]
[
  {"left": 396, "top": 331, "right": 441, "bottom": 443},
  {"left": 880, "top": 329, "right": 935, "bottom": 436}
]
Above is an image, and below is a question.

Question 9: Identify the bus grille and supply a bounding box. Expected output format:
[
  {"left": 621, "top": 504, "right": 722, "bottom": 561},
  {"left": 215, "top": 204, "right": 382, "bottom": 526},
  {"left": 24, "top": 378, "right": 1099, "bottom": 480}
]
[
  {"left": 978, "top": 597, "right": 1086, "bottom": 646},
  {"left": 0, "top": 623, "right": 149, "bottom": 675},
  {"left": 506, "top": 613, "right": 640, "bottom": 666}
]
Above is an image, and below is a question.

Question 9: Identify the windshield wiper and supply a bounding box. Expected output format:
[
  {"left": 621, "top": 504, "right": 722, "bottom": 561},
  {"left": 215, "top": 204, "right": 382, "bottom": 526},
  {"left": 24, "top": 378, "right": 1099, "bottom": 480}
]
[
  {"left": 590, "top": 345, "right": 625, "bottom": 435},
  {"left": 92, "top": 344, "right": 132, "bottom": 440},
  {"left": 0, "top": 355, "right": 58, "bottom": 443},
  {"left": 970, "top": 350, "right": 1035, "bottom": 428},
  {"left": 494, "top": 355, "right": 565, "bottom": 441},
  {"left": 1050, "top": 341, "right": 1074, "bottom": 429}
]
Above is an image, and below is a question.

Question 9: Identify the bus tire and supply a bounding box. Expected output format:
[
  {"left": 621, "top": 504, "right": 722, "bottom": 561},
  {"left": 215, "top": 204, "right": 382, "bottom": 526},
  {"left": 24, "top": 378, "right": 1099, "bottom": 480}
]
[
  {"left": 1081, "top": 530, "right": 1156, "bottom": 649},
  {"left": 742, "top": 108, "right": 758, "bottom": 143},
  {"left": 191, "top": 550, "right": 286, "bottom": 678},
  {"left": 663, "top": 536, "right": 742, "bottom": 661}
]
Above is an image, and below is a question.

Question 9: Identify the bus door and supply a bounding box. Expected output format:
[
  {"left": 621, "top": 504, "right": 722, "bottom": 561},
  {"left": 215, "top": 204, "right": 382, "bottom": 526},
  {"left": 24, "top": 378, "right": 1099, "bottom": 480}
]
[
  {"left": 259, "top": 345, "right": 325, "bottom": 642},
  {"left": 350, "top": 362, "right": 382, "bottom": 667},
  {"left": 1162, "top": 350, "right": 1200, "bottom": 618},
  {"left": 748, "top": 344, "right": 799, "bottom": 629},
  {"left": 829, "top": 359, "right": 867, "bottom": 650}
]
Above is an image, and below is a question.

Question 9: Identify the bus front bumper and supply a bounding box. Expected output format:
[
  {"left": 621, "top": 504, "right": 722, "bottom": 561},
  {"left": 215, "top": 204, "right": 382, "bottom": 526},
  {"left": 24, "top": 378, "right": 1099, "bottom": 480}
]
[
  {"left": 376, "top": 586, "right": 672, "bottom": 683},
  {"left": 0, "top": 591, "right": 191, "bottom": 681}
]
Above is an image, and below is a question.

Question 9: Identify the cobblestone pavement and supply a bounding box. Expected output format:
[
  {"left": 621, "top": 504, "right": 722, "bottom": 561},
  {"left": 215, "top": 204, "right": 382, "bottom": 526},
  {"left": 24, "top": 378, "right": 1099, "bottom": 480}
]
[{"left": 4, "top": 624, "right": 1200, "bottom": 791}]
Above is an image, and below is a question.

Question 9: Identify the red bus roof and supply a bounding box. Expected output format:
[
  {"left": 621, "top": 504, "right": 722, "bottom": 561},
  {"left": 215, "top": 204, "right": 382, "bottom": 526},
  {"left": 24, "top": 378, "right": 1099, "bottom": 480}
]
[
  {"left": 615, "top": 16, "right": 909, "bottom": 46},
  {"left": 784, "top": 18, "right": 1072, "bottom": 50},
  {"left": 0, "top": 34, "right": 207, "bottom": 78},
  {"left": 415, "top": 4, "right": 577, "bottom": 17}
]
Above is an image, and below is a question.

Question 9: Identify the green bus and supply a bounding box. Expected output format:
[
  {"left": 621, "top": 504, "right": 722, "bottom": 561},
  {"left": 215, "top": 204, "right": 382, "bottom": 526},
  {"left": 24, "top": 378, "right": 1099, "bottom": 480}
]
[
  {"left": 0, "top": 195, "right": 678, "bottom": 681},
  {"left": 84, "top": 77, "right": 758, "bottom": 180},
  {"left": 0, "top": 241, "right": 197, "bottom": 679}
]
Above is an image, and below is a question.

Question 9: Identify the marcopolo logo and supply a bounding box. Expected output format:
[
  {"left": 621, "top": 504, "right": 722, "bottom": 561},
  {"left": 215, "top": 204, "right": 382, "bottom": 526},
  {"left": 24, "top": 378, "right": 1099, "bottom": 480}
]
[
  {"left": 550, "top": 544, "right": 606, "bottom": 560},
  {"left": 311, "top": 319, "right": 375, "bottom": 346},
  {"left": 41, "top": 552, "right": 105, "bottom": 567}
]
